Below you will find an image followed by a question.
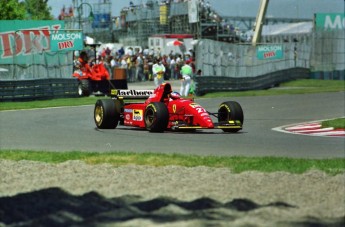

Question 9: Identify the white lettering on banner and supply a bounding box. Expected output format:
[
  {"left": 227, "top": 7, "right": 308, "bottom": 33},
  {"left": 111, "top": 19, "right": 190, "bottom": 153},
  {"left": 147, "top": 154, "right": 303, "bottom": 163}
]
[
  {"left": 324, "top": 15, "right": 345, "bottom": 29},
  {"left": 258, "top": 45, "right": 282, "bottom": 52},
  {"left": 51, "top": 33, "right": 82, "bottom": 41}
]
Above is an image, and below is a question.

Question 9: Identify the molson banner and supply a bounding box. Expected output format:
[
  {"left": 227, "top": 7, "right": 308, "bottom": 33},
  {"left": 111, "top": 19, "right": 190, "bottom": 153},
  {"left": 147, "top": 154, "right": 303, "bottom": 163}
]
[
  {"left": 256, "top": 45, "right": 283, "bottom": 60},
  {"left": 50, "top": 30, "right": 83, "bottom": 51},
  {"left": 0, "top": 20, "right": 69, "bottom": 64},
  {"left": 315, "top": 13, "right": 345, "bottom": 30}
]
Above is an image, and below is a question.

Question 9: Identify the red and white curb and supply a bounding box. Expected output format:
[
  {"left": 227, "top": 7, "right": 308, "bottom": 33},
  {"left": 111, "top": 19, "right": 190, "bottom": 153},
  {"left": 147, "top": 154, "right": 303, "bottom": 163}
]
[{"left": 272, "top": 121, "right": 345, "bottom": 137}]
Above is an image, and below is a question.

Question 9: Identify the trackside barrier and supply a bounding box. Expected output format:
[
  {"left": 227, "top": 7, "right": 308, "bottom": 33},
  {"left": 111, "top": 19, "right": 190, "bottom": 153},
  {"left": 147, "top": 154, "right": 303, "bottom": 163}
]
[
  {"left": 0, "top": 79, "right": 79, "bottom": 102},
  {"left": 194, "top": 68, "right": 310, "bottom": 96}
]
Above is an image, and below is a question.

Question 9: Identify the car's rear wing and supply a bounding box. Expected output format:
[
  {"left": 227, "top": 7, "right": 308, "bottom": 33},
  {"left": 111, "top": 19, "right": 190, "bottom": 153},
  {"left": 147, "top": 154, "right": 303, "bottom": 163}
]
[{"left": 110, "top": 89, "right": 154, "bottom": 99}]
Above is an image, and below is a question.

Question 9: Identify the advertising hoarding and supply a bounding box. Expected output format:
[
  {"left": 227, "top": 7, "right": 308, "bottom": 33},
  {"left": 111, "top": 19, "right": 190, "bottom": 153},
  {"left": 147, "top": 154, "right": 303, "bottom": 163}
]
[
  {"left": 315, "top": 13, "right": 345, "bottom": 30},
  {"left": 257, "top": 45, "right": 284, "bottom": 60}
]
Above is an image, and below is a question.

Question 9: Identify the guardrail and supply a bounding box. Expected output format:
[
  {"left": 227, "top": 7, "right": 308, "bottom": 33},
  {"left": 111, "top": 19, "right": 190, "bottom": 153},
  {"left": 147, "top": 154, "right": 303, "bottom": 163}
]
[
  {"left": 194, "top": 68, "right": 310, "bottom": 96},
  {"left": 0, "top": 79, "right": 79, "bottom": 102}
]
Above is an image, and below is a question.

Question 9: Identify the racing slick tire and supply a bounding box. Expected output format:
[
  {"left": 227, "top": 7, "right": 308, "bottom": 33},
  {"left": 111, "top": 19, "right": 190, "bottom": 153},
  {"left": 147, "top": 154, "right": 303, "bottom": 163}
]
[
  {"left": 78, "top": 80, "right": 91, "bottom": 96},
  {"left": 144, "top": 102, "right": 169, "bottom": 132},
  {"left": 94, "top": 99, "right": 121, "bottom": 129},
  {"left": 218, "top": 101, "right": 244, "bottom": 133}
]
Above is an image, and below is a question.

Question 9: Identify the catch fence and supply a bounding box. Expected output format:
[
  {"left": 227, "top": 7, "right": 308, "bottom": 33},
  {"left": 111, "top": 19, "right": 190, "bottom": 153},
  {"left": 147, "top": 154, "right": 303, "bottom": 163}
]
[{"left": 0, "top": 28, "right": 343, "bottom": 100}]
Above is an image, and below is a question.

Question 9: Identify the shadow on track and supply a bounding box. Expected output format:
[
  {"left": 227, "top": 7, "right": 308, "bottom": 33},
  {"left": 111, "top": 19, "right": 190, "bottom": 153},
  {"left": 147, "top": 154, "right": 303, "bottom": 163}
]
[{"left": 1, "top": 188, "right": 343, "bottom": 226}]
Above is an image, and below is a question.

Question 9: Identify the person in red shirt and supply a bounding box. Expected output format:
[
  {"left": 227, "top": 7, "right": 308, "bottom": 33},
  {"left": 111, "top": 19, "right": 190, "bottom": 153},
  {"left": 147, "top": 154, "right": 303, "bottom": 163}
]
[{"left": 74, "top": 51, "right": 92, "bottom": 76}]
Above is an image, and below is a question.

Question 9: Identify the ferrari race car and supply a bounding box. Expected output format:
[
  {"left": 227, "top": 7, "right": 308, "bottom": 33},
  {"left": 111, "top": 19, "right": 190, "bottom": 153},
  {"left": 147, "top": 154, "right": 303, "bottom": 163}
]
[{"left": 94, "top": 83, "right": 243, "bottom": 133}]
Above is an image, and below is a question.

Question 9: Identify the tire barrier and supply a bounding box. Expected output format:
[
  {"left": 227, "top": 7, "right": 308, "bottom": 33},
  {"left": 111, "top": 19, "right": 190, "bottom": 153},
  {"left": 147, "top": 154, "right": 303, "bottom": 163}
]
[
  {"left": 0, "top": 78, "right": 127, "bottom": 102},
  {"left": 0, "top": 79, "right": 79, "bottom": 102},
  {"left": 0, "top": 78, "right": 129, "bottom": 102},
  {"left": 194, "top": 68, "right": 310, "bottom": 96}
]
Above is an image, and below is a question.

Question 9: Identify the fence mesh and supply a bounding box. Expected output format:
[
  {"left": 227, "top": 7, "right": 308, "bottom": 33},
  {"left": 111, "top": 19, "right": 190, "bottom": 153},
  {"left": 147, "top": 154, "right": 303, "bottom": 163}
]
[
  {"left": 0, "top": 30, "right": 343, "bottom": 81},
  {"left": 195, "top": 30, "right": 344, "bottom": 79}
]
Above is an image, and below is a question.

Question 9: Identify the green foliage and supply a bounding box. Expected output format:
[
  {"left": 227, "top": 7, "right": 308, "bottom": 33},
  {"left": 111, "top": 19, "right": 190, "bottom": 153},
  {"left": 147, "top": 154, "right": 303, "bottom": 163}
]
[
  {"left": 0, "top": 0, "right": 53, "bottom": 20},
  {"left": 0, "top": 0, "right": 26, "bottom": 19},
  {"left": 24, "top": 0, "right": 53, "bottom": 20},
  {"left": 0, "top": 150, "right": 344, "bottom": 175}
]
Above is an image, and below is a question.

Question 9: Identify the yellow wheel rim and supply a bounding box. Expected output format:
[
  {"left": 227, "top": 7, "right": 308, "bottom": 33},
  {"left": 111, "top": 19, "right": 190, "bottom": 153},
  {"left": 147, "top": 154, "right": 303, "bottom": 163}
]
[{"left": 95, "top": 105, "right": 104, "bottom": 126}]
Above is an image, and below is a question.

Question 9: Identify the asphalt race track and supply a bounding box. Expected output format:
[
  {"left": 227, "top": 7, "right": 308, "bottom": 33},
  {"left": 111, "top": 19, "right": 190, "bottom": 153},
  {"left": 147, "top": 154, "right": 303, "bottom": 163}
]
[{"left": 1, "top": 92, "right": 344, "bottom": 159}]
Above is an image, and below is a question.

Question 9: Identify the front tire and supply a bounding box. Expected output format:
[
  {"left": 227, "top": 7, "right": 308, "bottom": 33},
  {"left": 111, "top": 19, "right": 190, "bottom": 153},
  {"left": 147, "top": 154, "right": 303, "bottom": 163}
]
[
  {"left": 218, "top": 101, "right": 244, "bottom": 133},
  {"left": 94, "top": 99, "right": 121, "bottom": 129},
  {"left": 144, "top": 102, "right": 169, "bottom": 132}
]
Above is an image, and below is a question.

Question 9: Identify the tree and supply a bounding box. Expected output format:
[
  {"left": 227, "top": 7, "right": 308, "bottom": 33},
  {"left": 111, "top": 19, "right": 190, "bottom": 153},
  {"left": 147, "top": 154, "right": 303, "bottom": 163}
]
[
  {"left": 25, "top": 0, "right": 53, "bottom": 20},
  {"left": 0, "top": 0, "right": 53, "bottom": 20},
  {"left": 0, "top": 0, "right": 26, "bottom": 19}
]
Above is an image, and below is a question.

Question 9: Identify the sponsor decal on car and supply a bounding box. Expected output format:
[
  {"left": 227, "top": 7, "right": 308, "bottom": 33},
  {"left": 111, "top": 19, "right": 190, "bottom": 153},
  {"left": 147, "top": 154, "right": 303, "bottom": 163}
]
[
  {"left": 173, "top": 104, "right": 176, "bottom": 113},
  {"left": 111, "top": 89, "right": 154, "bottom": 97},
  {"left": 133, "top": 110, "right": 143, "bottom": 121},
  {"left": 190, "top": 103, "right": 206, "bottom": 114}
]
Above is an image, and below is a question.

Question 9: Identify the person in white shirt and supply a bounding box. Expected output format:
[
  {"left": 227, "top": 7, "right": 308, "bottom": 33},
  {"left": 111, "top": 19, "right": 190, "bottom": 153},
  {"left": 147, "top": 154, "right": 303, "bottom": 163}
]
[
  {"left": 169, "top": 56, "right": 177, "bottom": 80},
  {"left": 120, "top": 56, "right": 128, "bottom": 69},
  {"left": 152, "top": 59, "right": 166, "bottom": 87},
  {"left": 179, "top": 60, "right": 193, "bottom": 96}
]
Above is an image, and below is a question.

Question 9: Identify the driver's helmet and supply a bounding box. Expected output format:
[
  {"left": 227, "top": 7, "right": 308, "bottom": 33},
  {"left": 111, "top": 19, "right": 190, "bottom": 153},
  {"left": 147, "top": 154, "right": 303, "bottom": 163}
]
[{"left": 170, "top": 91, "right": 181, "bottom": 99}]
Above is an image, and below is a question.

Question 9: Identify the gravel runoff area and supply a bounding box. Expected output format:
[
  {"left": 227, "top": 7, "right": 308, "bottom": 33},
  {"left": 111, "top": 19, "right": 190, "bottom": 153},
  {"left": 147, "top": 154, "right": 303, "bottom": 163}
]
[{"left": 0, "top": 160, "right": 344, "bottom": 227}]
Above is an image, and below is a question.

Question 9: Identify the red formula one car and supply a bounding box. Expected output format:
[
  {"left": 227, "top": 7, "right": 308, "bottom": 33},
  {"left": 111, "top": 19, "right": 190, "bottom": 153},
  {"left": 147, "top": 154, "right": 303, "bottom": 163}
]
[
  {"left": 72, "top": 61, "right": 111, "bottom": 96},
  {"left": 94, "top": 83, "right": 243, "bottom": 133}
]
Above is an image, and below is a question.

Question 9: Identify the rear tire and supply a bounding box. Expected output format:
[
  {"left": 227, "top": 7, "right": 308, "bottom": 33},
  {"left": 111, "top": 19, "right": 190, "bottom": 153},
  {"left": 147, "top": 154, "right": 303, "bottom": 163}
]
[
  {"left": 94, "top": 99, "right": 121, "bottom": 129},
  {"left": 144, "top": 102, "right": 169, "bottom": 132},
  {"left": 218, "top": 101, "right": 244, "bottom": 133},
  {"left": 78, "top": 80, "right": 91, "bottom": 96}
]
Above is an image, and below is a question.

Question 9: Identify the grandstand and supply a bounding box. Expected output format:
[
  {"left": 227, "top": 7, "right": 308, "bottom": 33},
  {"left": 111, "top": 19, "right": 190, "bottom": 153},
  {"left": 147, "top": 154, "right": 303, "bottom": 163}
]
[{"left": 61, "top": 0, "right": 313, "bottom": 46}]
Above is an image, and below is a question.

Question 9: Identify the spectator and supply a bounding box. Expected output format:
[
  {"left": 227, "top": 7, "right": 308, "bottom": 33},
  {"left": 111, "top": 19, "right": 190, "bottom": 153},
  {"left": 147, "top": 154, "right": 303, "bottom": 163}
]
[
  {"left": 104, "top": 56, "right": 112, "bottom": 75},
  {"left": 152, "top": 58, "right": 166, "bottom": 87},
  {"left": 147, "top": 56, "right": 154, "bottom": 81},
  {"left": 120, "top": 55, "right": 128, "bottom": 69},
  {"left": 175, "top": 54, "right": 183, "bottom": 79},
  {"left": 135, "top": 53, "right": 144, "bottom": 81},
  {"left": 179, "top": 61, "right": 193, "bottom": 96},
  {"left": 169, "top": 56, "right": 177, "bottom": 80},
  {"left": 105, "top": 47, "right": 111, "bottom": 56},
  {"left": 118, "top": 46, "right": 125, "bottom": 58},
  {"left": 127, "top": 55, "right": 135, "bottom": 82},
  {"left": 110, "top": 56, "right": 120, "bottom": 68},
  {"left": 126, "top": 47, "right": 134, "bottom": 56},
  {"left": 143, "top": 57, "right": 150, "bottom": 81},
  {"left": 161, "top": 55, "right": 169, "bottom": 80}
]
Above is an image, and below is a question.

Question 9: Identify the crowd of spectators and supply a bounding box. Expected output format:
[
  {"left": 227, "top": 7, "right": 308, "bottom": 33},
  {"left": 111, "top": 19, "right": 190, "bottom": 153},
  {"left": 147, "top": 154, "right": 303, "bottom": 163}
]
[{"left": 75, "top": 45, "right": 200, "bottom": 86}]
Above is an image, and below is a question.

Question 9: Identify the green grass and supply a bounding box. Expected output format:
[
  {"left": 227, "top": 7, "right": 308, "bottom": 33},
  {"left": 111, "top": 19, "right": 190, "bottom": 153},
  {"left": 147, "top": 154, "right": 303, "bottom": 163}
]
[
  {"left": 203, "top": 79, "right": 345, "bottom": 98},
  {"left": 0, "top": 96, "right": 100, "bottom": 111},
  {"left": 0, "top": 150, "right": 344, "bottom": 175},
  {"left": 322, "top": 118, "right": 345, "bottom": 129}
]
